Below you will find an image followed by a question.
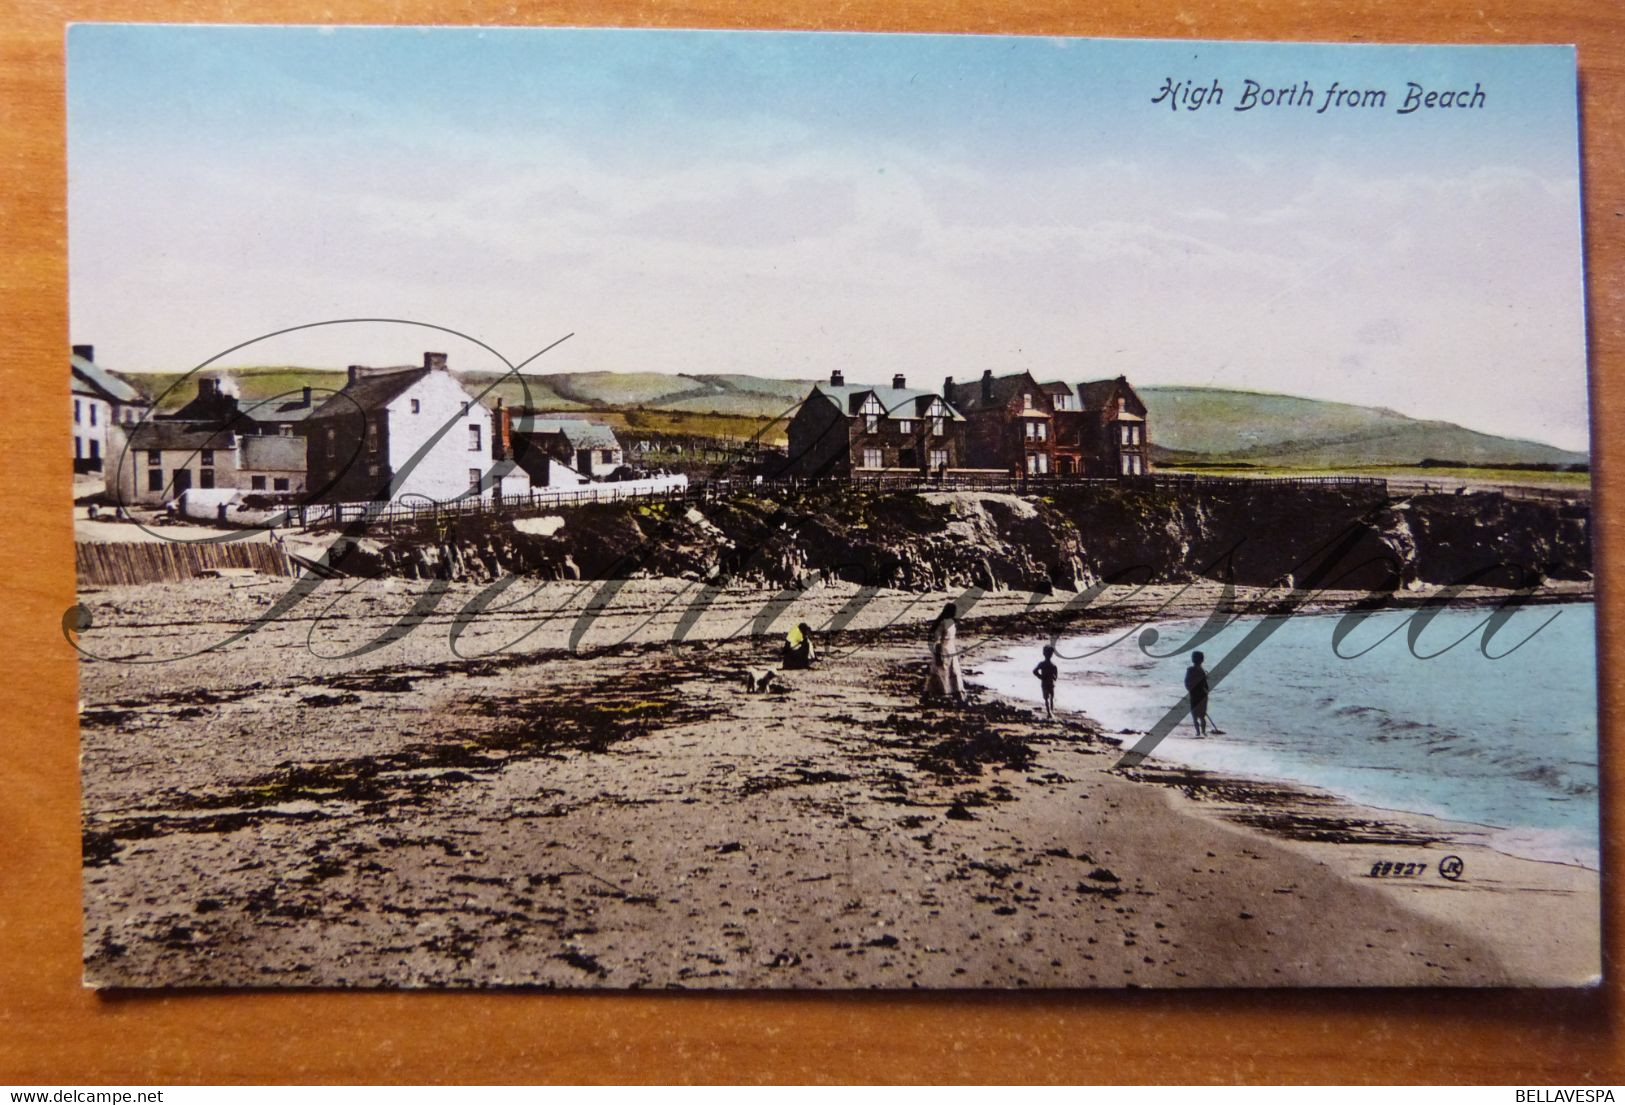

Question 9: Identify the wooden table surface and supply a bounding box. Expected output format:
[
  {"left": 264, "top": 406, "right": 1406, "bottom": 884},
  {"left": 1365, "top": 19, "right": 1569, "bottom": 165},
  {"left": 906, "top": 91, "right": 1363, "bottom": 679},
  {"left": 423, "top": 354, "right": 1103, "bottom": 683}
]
[{"left": 1, "top": 0, "right": 1619, "bottom": 1085}]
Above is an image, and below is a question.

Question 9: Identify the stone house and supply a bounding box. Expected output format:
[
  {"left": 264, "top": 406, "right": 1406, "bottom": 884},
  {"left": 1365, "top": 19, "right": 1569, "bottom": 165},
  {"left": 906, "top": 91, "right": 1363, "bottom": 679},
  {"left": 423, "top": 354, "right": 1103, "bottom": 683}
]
[{"left": 302, "top": 352, "right": 528, "bottom": 504}]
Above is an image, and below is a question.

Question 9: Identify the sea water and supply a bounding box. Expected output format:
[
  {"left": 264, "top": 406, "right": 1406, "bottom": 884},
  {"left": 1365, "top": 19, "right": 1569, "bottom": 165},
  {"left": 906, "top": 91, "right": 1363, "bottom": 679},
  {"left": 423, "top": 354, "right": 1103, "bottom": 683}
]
[{"left": 977, "top": 602, "right": 1599, "bottom": 868}]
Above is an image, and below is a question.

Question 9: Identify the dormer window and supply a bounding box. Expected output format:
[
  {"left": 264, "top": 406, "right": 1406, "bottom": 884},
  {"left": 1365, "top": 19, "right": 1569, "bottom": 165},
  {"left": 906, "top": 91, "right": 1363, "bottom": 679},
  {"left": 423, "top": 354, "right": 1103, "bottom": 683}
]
[
  {"left": 1022, "top": 393, "right": 1033, "bottom": 410},
  {"left": 860, "top": 395, "right": 881, "bottom": 434}
]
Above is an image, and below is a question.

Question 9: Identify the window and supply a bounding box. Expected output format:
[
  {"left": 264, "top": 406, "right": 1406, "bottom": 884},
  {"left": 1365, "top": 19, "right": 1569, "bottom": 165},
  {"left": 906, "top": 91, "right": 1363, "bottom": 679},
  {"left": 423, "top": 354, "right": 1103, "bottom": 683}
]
[
  {"left": 600, "top": 449, "right": 614, "bottom": 465},
  {"left": 931, "top": 417, "right": 945, "bottom": 437},
  {"left": 1027, "top": 452, "right": 1050, "bottom": 475},
  {"left": 1022, "top": 393, "right": 1033, "bottom": 410},
  {"left": 896, "top": 419, "right": 913, "bottom": 435},
  {"left": 90, "top": 405, "right": 97, "bottom": 427},
  {"left": 1037, "top": 421, "right": 1048, "bottom": 441},
  {"left": 469, "top": 467, "right": 483, "bottom": 490},
  {"left": 74, "top": 438, "right": 82, "bottom": 459},
  {"left": 200, "top": 449, "right": 214, "bottom": 467},
  {"left": 860, "top": 396, "right": 881, "bottom": 435},
  {"left": 147, "top": 450, "right": 161, "bottom": 467},
  {"left": 469, "top": 424, "right": 482, "bottom": 452},
  {"left": 273, "top": 477, "right": 290, "bottom": 492},
  {"left": 147, "top": 470, "right": 163, "bottom": 492},
  {"left": 89, "top": 440, "right": 99, "bottom": 461},
  {"left": 251, "top": 476, "right": 267, "bottom": 491},
  {"left": 367, "top": 422, "right": 379, "bottom": 454},
  {"left": 860, "top": 448, "right": 883, "bottom": 470},
  {"left": 73, "top": 400, "right": 81, "bottom": 424},
  {"left": 411, "top": 399, "right": 421, "bottom": 414},
  {"left": 280, "top": 425, "right": 293, "bottom": 437},
  {"left": 200, "top": 469, "right": 215, "bottom": 490},
  {"left": 929, "top": 448, "right": 948, "bottom": 471}
]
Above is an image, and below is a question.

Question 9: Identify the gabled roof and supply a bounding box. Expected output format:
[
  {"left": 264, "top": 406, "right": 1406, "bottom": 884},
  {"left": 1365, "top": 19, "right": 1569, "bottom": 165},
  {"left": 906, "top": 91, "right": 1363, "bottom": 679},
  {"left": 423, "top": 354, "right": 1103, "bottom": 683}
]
[
  {"left": 71, "top": 354, "right": 144, "bottom": 404},
  {"left": 510, "top": 416, "right": 622, "bottom": 450},
  {"left": 123, "top": 421, "right": 235, "bottom": 453},
  {"left": 241, "top": 434, "right": 307, "bottom": 471},
  {"left": 946, "top": 372, "right": 1048, "bottom": 414},
  {"left": 1038, "top": 381, "right": 1073, "bottom": 397},
  {"left": 307, "top": 367, "right": 431, "bottom": 420},
  {"left": 808, "top": 384, "right": 965, "bottom": 421},
  {"left": 1076, "top": 376, "right": 1147, "bottom": 415}
]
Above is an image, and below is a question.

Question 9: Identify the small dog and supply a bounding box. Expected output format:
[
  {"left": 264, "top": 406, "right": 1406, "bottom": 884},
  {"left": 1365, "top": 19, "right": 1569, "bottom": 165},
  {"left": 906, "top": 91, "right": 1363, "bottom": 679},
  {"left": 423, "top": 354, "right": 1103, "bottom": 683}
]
[{"left": 741, "top": 668, "right": 779, "bottom": 694}]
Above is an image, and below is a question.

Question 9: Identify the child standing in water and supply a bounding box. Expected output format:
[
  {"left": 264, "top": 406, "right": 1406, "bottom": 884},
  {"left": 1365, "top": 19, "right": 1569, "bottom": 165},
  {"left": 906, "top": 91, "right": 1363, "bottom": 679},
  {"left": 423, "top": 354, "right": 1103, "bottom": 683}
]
[
  {"left": 1184, "top": 651, "right": 1211, "bottom": 736},
  {"left": 1032, "top": 645, "right": 1059, "bottom": 718}
]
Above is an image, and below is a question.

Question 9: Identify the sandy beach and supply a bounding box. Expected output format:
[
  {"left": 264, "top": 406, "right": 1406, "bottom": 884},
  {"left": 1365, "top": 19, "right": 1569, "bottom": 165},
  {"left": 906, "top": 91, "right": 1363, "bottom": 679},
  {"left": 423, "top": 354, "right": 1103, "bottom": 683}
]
[{"left": 74, "top": 575, "right": 1601, "bottom": 989}]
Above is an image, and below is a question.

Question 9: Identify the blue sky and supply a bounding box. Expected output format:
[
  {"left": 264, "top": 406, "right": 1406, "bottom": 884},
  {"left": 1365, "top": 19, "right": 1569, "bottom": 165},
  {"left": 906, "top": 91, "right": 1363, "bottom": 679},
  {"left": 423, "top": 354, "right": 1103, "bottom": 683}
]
[{"left": 67, "top": 27, "right": 1589, "bottom": 450}]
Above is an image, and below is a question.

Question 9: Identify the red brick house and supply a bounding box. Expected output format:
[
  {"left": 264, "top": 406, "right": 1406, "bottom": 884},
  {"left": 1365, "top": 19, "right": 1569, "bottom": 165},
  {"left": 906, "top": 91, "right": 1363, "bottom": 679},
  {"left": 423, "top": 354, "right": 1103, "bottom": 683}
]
[
  {"left": 945, "top": 370, "right": 1056, "bottom": 476},
  {"left": 1046, "top": 375, "right": 1151, "bottom": 476},
  {"left": 785, "top": 371, "right": 967, "bottom": 478}
]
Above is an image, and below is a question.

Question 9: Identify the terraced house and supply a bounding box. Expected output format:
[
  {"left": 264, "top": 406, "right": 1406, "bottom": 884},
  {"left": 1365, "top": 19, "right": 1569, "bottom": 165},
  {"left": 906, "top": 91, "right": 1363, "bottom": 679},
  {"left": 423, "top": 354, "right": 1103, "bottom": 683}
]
[{"left": 784, "top": 371, "right": 968, "bottom": 478}]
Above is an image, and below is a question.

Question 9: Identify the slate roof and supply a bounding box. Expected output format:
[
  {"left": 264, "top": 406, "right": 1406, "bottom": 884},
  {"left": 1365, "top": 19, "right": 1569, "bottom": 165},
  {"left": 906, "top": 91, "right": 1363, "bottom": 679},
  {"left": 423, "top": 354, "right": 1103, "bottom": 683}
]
[
  {"left": 123, "top": 421, "right": 235, "bottom": 453},
  {"left": 71, "top": 354, "right": 145, "bottom": 404},
  {"left": 243, "top": 393, "right": 321, "bottom": 424},
  {"left": 510, "top": 417, "right": 622, "bottom": 451},
  {"left": 808, "top": 384, "right": 965, "bottom": 421},
  {"left": 946, "top": 372, "right": 1047, "bottom": 414},
  {"left": 1076, "top": 377, "right": 1146, "bottom": 414},
  {"left": 308, "top": 367, "right": 431, "bottom": 420}
]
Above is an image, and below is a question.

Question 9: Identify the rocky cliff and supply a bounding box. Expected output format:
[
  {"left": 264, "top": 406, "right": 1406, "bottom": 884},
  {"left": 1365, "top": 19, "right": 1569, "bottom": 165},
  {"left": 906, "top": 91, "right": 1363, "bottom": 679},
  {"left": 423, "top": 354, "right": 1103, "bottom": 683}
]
[{"left": 362, "top": 482, "right": 1589, "bottom": 596}]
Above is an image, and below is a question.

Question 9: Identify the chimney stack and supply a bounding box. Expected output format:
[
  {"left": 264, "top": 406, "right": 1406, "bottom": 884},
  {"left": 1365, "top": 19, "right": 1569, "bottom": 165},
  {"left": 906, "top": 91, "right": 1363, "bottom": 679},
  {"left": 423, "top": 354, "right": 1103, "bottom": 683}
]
[
  {"left": 198, "top": 378, "right": 217, "bottom": 398},
  {"left": 943, "top": 375, "right": 954, "bottom": 398},
  {"left": 981, "top": 368, "right": 994, "bottom": 402},
  {"left": 72, "top": 344, "right": 93, "bottom": 362},
  {"left": 348, "top": 365, "right": 364, "bottom": 384},
  {"left": 424, "top": 351, "right": 448, "bottom": 371},
  {"left": 892, "top": 373, "right": 907, "bottom": 390},
  {"left": 830, "top": 369, "right": 845, "bottom": 387},
  {"left": 302, "top": 385, "right": 313, "bottom": 405}
]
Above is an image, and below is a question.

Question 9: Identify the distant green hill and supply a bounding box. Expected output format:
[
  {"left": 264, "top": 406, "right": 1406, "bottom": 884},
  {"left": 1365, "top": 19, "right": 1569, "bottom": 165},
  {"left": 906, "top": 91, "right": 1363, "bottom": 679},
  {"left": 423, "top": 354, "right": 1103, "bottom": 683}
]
[
  {"left": 118, "top": 368, "right": 1585, "bottom": 468},
  {"left": 1139, "top": 387, "right": 1587, "bottom": 468}
]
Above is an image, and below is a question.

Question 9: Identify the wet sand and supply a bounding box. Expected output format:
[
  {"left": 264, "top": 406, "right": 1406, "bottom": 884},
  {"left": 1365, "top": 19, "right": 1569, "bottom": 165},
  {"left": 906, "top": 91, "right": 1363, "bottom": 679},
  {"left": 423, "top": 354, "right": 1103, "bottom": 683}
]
[{"left": 74, "top": 576, "right": 1600, "bottom": 988}]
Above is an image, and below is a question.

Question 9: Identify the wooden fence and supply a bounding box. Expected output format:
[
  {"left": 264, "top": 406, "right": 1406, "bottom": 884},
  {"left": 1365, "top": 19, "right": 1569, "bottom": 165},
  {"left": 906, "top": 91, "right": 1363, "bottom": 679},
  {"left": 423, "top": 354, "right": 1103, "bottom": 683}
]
[{"left": 77, "top": 539, "right": 294, "bottom": 586}]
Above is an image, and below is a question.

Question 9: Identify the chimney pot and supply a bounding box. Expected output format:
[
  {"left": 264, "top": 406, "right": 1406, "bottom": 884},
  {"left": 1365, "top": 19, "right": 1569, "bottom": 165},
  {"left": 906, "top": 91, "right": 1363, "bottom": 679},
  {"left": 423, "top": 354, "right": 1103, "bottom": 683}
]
[
  {"left": 72, "top": 344, "right": 94, "bottom": 362},
  {"left": 302, "top": 385, "right": 312, "bottom": 405},
  {"left": 424, "top": 351, "right": 448, "bottom": 371},
  {"left": 830, "top": 369, "right": 845, "bottom": 387},
  {"left": 892, "top": 373, "right": 907, "bottom": 390}
]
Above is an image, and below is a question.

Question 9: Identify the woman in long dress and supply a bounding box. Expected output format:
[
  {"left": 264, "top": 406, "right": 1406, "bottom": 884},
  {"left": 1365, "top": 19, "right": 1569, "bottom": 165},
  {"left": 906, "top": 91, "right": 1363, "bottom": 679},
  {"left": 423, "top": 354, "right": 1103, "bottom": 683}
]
[{"left": 922, "top": 602, "right": 966, "bottom": 704}]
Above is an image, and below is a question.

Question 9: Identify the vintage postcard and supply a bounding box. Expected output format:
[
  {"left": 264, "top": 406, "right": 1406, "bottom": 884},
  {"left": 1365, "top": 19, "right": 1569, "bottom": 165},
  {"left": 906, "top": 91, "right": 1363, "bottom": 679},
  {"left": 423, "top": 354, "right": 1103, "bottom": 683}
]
[{"left": 67, "top": 27, "right": 1597, "bottom": 988}]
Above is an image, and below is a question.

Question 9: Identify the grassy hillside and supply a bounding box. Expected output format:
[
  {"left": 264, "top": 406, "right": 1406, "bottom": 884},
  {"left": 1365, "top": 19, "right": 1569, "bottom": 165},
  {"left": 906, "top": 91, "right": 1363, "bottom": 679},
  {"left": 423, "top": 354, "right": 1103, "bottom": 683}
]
[
  {"left": 119, "top": 368, "right": 1585, "bottom": 469},
  {"left": 1140, "top": 387, "right": 1587, "bottom": 467}
]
